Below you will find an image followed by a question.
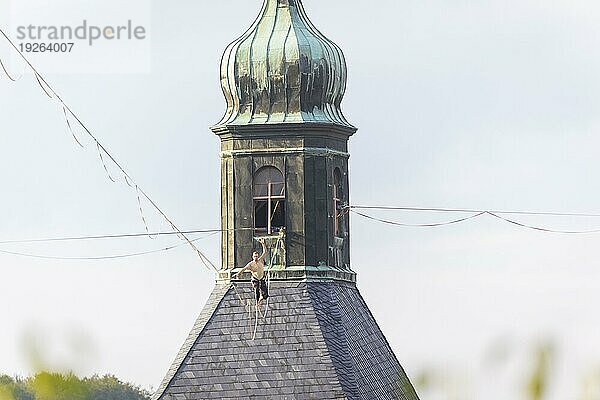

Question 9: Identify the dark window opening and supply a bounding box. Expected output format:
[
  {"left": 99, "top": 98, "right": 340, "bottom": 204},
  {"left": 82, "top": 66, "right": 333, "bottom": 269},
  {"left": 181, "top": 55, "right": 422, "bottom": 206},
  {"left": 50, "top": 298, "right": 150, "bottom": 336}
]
[
  {"left": 253, "top": 166, "right": 286, "bottom": 235},
  {"left": 254, "top": 201, "right": 268, "bottom": 232},
  {"left": 334, "top": 168, "right": 345, "bottom": 238},
  {"left": 271, "top": 201, "right": 285, "bottom": 230}
]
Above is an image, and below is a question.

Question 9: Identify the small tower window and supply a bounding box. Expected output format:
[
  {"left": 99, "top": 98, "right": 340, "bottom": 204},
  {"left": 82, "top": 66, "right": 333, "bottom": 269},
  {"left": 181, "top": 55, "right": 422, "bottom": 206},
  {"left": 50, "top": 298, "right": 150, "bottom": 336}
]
[
  {"left": 253, "top": 166, "right": 286, "bottom": 235},
  {"left": 333, "top": 168, "right": 345, "bottom": 238}
]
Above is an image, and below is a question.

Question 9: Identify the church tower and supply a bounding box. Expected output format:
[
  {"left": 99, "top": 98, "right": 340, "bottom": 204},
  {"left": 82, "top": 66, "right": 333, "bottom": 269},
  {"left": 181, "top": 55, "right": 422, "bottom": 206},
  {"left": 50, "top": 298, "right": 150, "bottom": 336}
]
[
  {"left": 153, "top": 1, "right": 420, "bottom": 398},
  {"left": 212, "top": 0, "right": 355, "bottom": 280}
]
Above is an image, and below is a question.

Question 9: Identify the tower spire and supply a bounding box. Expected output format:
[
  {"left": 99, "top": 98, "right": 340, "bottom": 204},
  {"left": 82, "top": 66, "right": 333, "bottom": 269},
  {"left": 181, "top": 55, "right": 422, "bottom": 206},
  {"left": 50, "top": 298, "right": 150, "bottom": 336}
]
[
  {"left": 212, "top": 0, "right": 357, "bottom": 282},
  {"left": 213, "top": 0, "right": 355, "bottom": 131}
]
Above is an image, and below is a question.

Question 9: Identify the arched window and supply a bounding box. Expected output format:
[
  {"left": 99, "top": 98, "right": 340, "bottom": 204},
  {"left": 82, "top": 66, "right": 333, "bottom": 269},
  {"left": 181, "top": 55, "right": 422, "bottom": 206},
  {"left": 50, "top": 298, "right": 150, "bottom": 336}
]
[
  {"left": 253, "top": 166, "right": 286, "bottom": 235},
  {"left": 333, "top": 168, "right": 345, "bottom": 237}
]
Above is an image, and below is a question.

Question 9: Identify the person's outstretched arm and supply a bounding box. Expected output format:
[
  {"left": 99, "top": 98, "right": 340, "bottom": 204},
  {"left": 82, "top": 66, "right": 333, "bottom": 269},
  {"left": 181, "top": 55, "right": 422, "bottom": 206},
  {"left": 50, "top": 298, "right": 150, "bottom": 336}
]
[
  {"left": 258, "top": 238, "right": 267, "bottom": 262},
  {"left": 234, "top": 262, "right": 252, "bottom": 278}
]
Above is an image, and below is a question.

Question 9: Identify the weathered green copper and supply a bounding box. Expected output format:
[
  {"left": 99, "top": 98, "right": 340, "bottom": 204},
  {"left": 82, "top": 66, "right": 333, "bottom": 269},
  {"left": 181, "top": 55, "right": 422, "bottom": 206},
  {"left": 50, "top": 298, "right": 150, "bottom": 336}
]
[{"left": 213, "top": 0, "right": 354, "bottom": 130}]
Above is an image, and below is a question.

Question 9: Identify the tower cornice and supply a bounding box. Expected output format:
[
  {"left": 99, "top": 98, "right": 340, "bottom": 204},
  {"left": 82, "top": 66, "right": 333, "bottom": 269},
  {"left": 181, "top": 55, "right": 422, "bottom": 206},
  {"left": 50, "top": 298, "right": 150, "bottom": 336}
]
[{"left": 211, "top": 121, "right": 357, "bottom": 139}]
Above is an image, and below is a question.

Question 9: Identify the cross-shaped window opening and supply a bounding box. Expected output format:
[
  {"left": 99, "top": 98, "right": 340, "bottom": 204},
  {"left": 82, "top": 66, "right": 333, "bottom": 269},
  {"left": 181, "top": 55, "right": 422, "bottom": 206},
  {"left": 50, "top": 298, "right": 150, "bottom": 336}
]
[{"left": 253, "top": 166, "right": 286, "bottom": 235}]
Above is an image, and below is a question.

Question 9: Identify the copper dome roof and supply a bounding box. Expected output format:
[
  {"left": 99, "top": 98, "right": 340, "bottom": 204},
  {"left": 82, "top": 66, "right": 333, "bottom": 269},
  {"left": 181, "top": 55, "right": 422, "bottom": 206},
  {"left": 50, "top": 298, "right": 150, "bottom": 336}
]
[{"left": 213, "top": 0, "right": 354, "bottom": 131}]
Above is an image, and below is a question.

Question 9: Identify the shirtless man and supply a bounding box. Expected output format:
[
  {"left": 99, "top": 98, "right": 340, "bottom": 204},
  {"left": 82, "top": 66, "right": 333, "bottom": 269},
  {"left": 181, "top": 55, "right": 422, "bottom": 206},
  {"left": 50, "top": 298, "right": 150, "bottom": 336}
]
[{"left": 234, "top": 238, "right": 269, "bottom": 305}]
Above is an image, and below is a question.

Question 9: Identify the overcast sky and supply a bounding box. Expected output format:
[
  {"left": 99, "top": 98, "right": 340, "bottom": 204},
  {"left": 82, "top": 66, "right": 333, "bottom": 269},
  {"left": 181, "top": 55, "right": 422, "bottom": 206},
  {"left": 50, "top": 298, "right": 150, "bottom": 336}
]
[{"left": 2, "top": 0, "right": 600, "bottom": 399}]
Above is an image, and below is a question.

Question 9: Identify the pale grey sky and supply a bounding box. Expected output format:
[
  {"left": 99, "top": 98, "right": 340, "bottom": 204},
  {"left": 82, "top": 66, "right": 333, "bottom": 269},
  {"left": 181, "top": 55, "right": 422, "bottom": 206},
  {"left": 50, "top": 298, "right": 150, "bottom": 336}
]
[{"left": 1, "top": 1, "right": 600, "bottom": 399}]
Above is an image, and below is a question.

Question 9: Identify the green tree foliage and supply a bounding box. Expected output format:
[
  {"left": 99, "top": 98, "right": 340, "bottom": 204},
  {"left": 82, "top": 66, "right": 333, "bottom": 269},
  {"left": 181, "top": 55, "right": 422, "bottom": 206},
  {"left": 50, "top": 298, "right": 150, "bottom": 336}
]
[
  {"left": 0, "top": 375, "right": 33, "bottom": 400},
  {"left": 524, "top": 343, "right": 554, "bottom": 400},
  {"left": 82, "top": 375, "right": 150, "bottom": 400},
  {"left": 0, "top": 374, "right": 149, "bottom": 400}
]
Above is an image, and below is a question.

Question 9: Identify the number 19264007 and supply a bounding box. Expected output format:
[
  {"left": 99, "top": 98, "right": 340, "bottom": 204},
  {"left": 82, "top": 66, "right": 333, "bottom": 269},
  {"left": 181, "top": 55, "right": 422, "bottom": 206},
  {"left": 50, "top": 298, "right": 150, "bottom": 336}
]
[{"left": 19, "top": 43, "right": 74, "bottom": 53}]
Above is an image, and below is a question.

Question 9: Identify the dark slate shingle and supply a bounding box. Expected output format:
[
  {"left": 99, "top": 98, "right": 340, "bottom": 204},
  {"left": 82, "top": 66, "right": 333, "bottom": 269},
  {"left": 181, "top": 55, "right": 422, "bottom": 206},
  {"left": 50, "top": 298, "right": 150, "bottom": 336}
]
[{"left": 154, "top": 281, "right": 419, "bottom": 400}]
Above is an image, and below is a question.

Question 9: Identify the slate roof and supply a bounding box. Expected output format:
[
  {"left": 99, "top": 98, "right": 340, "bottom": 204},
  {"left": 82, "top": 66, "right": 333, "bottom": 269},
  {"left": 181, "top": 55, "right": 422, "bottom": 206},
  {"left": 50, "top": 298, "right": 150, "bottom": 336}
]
[{"left": 154, "top": 281, "right": 420, "bottom": 400}]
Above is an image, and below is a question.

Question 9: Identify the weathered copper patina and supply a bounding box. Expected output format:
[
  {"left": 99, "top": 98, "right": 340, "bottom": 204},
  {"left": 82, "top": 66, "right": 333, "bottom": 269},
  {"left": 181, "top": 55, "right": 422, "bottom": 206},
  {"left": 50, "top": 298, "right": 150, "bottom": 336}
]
[{"left": 214, "top": 0, "right": 354, "bottom": 129}]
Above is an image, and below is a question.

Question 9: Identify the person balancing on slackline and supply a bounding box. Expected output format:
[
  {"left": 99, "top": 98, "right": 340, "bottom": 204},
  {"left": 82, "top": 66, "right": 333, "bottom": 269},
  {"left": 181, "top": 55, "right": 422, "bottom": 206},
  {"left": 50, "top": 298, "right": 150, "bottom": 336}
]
[{"left": 234, "top": 237, "right": 269, "bottom": 306}]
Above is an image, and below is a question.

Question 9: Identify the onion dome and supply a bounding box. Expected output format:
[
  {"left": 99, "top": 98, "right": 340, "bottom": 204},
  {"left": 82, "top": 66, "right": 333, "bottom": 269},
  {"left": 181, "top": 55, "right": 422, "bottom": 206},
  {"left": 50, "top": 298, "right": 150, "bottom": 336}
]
[{"left": 212, "top": 0, "right": 355, "bottom": 132}]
